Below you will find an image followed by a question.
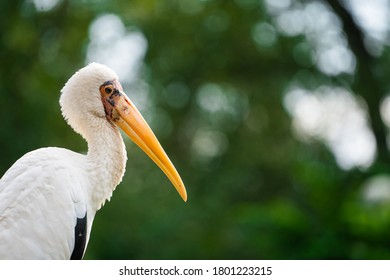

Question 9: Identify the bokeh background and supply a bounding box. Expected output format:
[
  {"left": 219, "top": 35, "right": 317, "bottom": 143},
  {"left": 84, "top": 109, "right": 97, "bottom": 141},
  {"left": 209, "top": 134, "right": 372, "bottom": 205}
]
[{"left": 2, "top": 0, "right": 390, "bottom": 259}]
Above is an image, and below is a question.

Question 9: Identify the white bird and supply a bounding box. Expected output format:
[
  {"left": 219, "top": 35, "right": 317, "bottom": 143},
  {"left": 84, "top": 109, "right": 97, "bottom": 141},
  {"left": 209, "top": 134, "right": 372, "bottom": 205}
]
[{"left": 0, "top": 63, "right": 187, "bottom": 259}]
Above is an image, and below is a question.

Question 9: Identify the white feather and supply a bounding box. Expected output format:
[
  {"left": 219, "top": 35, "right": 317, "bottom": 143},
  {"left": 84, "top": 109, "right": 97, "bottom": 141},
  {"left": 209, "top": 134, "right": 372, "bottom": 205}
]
[{"left": 0, "top": 63, "right": 127, "bottom": 259}]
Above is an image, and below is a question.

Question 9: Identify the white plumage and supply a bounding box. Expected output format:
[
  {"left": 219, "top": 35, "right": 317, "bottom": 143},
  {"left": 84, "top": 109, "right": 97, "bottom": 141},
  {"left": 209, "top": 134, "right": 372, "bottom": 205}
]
[{"left": 0, "top": 63, "right": 186, "bottom": 259}]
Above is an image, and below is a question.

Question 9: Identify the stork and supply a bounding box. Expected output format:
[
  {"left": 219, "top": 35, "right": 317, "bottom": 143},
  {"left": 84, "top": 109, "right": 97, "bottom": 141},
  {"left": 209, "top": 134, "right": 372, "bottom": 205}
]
[{"left": 0, "top": 63, "right": 187, "bottom": 259}]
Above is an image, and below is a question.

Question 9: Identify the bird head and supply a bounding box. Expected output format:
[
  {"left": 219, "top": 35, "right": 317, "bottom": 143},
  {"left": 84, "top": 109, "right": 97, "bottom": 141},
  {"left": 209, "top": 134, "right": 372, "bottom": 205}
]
[{"left": 60, "top": 62, "right": 187, "bottom": 201}]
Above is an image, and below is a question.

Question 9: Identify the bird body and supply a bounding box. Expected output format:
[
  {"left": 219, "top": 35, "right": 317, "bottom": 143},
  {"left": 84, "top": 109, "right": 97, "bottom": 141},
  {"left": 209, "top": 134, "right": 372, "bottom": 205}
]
[
  {"left": 0, "top": 63, "right": 186, "bottom": 259},
  {"left": 0, "top": 148, "right": 89, "bottom": 259}
]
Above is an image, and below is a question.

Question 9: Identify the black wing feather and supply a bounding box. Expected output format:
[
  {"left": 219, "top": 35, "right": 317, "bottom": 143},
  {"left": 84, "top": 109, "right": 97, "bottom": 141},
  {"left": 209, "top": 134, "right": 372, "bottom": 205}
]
[{"left": 70, "top": 213, "right": 87, "bottom": 260}]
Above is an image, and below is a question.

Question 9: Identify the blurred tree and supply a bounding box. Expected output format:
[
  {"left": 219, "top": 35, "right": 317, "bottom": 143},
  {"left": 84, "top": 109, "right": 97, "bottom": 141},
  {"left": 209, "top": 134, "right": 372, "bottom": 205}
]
[{"left": 1, "top": 0, "right": 390, "bottom": 259}]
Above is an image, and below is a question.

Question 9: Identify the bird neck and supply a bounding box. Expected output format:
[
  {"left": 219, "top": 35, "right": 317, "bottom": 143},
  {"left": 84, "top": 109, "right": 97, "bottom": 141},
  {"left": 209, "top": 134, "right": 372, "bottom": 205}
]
[{"left": 85, "top": 119, "right": 127, "bottom": 211}]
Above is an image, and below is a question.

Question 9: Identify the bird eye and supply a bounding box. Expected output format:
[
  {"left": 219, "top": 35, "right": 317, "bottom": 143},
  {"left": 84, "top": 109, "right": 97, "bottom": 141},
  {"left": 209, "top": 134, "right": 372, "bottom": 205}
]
[{"left": 105, "top": 86, "right": 113, "bottom": 94}]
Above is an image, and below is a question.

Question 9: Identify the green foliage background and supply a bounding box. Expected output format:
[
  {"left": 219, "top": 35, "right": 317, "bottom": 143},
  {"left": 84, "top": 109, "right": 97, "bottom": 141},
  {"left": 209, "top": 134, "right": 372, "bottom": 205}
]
[{"left": 1, "top": 0, "right": 390, "bottom": 259}]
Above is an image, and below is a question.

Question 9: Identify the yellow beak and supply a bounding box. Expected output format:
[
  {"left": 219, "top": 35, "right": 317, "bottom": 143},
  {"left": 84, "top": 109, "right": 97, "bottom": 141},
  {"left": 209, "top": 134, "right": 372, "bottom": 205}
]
[{"left": 101, "top": 81, "right": 187, "bottom": 202}]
